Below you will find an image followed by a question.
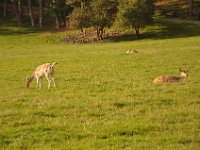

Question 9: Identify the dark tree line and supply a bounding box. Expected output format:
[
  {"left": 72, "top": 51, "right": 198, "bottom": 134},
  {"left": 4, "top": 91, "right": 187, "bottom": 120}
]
[
  {"left": 1, "top": 0, "right": 156, "bottom": 39},
  {"left": 1, "top": 0, "right": 71, "bottom": 28},
  {"left": 1, "top": 1, "right": 199, "bottom": 26},
  {"left": 2, "top": 0, "right": 198, "bottom": 39}
]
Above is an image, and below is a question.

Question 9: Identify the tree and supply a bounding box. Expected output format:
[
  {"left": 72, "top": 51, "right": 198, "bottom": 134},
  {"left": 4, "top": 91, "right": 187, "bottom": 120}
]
[
  {"left": 58, "top": 0, "right": 73, "bottom": 27},
  {"left": 39, "top": 0, "right": 43, "bottom": 28},
  {"left": 90, "top": 0, "right": 118, "bottom": 40},
  {"left": 189, "top": 0, "right": 193, "bottom": 17},
  {"left": 12, "top": 0, "right": 22, "bottom": 25},
  {"left": 28, "top": 0, "right": 35, "bottom": 26},
  {"left": 50, "top": 0, "right": 72, "bottom": 29},
  {"left": 117, "top": 0, "right": 154, "bottom": 38},
  {"left": 52, "top": 0, "right": 60, "bottom": 29},
  {"left": 68, "top": 0, "right": 92, "bottom": 31},
  {"left": 3, "top": 0, "right": 7, "bottom": 17},
  {"left": 69, "top": 0, "right": 118, "bottom": 40},
  {"left": 18, "top": 0, "right": 22, "bottom": 25}
]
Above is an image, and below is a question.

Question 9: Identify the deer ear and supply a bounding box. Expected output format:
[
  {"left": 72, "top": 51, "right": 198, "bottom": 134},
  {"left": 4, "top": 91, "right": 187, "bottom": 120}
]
[{"left": 179, "top": 68, "right": 182, "bottom": 72}]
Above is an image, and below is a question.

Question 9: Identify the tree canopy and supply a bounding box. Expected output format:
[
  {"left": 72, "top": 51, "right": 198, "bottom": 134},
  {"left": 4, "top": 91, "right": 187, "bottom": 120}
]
[{"left": 117, "top": 0, "right": 154, "bottom": 38}]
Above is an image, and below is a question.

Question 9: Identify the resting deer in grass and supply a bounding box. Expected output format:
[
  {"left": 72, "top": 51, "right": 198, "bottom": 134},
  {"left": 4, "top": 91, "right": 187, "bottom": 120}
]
[
  {"left": 25, "top": 62, "right": 57, "bottom": 89},
  {"left": 126, "top": 50, "right": 138, "bottom": 54},
  {"left": 153, "top": 69, "right": 188, "bottom": 84}
]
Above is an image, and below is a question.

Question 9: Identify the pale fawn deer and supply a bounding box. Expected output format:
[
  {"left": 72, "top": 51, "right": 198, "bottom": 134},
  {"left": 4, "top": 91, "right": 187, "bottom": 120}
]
[
  {"left": 153, "top": 69, "right": 188, "bottom": 84},
  {"left": 25, "top": 62, "right": 57, "bottom": 89}
]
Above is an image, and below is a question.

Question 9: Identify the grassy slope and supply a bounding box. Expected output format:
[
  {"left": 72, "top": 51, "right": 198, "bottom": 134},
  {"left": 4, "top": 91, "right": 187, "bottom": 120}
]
[{"left": 0, "top": 20, "right": 200, "bottom": 149}]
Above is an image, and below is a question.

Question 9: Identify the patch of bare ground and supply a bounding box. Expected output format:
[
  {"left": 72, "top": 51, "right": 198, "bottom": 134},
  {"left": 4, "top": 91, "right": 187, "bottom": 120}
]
[{"left": 60, "top": 30, "right": 135, "bottom": 44}]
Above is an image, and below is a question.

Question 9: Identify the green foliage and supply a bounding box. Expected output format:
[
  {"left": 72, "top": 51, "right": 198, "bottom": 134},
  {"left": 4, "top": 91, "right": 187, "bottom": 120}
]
[
  {"left": 90, "top": 0, "right": 118, "bottom": 29},
  {"left": 53, "top": 0, "right": 73, "bottom": 17},
  {"left": 67, "top": 0, "right": 91, "bottom": 5},
  {"left": 117, "top": 0, "right": 154, "bottom": 38},
  {"left": 69, "top": 0, "right": 92, "bottom": 30}
]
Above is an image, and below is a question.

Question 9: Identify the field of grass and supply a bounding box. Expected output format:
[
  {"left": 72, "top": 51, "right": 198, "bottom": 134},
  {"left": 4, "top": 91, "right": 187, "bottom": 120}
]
[{"left": 0, "top": 19, "right": 200, "bottom": 149}]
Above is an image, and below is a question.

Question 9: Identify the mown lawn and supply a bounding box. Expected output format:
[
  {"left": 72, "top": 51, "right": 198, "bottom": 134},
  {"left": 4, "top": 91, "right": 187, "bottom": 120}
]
[{"left": 0, "top": 19, "right": 200, "bottom": 149}]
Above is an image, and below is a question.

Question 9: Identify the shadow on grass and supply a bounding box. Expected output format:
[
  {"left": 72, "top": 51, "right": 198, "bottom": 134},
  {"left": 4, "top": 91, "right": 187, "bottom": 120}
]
[
  {"left": 105, "top": 18, "right": 200, "bottom": 42},
  {"left": 0, "top": 17, "right": 48, "bottom": 35},
  {"left": 0, "top": 28, "right": 40, "bottom": 35}
]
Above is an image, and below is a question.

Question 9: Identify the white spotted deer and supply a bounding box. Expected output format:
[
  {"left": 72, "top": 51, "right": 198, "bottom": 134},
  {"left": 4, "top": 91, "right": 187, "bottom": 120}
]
[
  {"left": 153, "top": 69, "right": 188, "bottom": 84},
  {"left": 25, "top": 62, "right": 57, "bottom": 89}
]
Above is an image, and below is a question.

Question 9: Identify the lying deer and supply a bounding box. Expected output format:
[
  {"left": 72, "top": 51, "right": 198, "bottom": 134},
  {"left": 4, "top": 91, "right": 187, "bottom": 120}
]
[
  {"left": 25, "top": 62, "right": 57, "bottom": 89},
  {"left": 126, "top": 50, "right": 138, "bottom": 54},
  {"left": 153, "top": 69, "right": 187, "bottom": 84}
]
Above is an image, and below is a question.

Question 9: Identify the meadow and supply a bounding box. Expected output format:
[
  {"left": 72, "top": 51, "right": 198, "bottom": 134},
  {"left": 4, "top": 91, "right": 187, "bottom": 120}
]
[{"left": 0, "top": 19, "right": 200, "bottom": 149}]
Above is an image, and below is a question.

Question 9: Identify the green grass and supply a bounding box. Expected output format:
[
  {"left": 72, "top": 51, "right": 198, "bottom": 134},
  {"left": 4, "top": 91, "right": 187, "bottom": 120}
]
[{"left": 0, "top": 19, "right": 200, "bottom": 149}]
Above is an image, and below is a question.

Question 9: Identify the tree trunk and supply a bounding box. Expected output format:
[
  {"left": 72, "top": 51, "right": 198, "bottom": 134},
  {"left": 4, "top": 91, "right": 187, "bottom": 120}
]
[
  {"left": 61, "top": 14, "right": 66, "bottom": 27},
  {"left": 99, "top": 28, "right": 104, "bottom": 41},
  {"left": 189, "top": 0, "right": 193, "bottom": 18},
  {"left": 199, "top": 12, "right": 200, "bottom": 20},
  {"left": 96, "top": 28, "right": 100, "bottom": 41},
  {"left": 15, "top": 0, "right": 22, "bottom": 25},
  {"left": 39, "top": 0, "right": 43, "bottom": 28},
  {"left": 134, "top": 27, "right": 140, "bottom": 39},
  {"left": 162, "top": 9, "right": 165, "bottom": 15},
  {"left": 17, "top": 0, "right": 22, "bottom": 25},
  {"left": 28, "top": 0, "right": 35, "bottom": 26},
  {"left": 55, "top": 11, "right": 60, "bottom": 29},
  {"left": 96, "top": 28, "right": 104, "bottom": 41},
  {"left": 3, "top": 0, "right": 7, "bottom": 17},
  {"left": 14, "top": 0, "right": 18, "bottom": 19},
  {"left": 53, "top": 0, "right": 60, "bottom": 29}
]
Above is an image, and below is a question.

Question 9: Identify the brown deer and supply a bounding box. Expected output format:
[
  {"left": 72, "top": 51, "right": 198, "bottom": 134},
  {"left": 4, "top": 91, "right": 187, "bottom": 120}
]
[
  {"left": 153, "top": 69, "right": 187, "bottom": 84},
  {"left": 25, "top": 62, "right": 57, "bottom": 89}
]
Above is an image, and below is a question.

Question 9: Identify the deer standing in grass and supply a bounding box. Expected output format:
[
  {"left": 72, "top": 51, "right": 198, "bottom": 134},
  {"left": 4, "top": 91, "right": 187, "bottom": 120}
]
[
  {"left": 153, "top": 69, "right": 188, "bottom": 84},
  {"left": 25, "top": 62, "right": 57, "bottom": 89}
]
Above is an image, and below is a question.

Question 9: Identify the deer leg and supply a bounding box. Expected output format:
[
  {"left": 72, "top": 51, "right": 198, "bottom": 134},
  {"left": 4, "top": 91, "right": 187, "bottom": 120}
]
[
  {"left": 45, "top": 74, "right": 51, "bottom": 89},
  {"left": 51, "top": 76, "right": 56, "bottom": 88},
  {"left": 36, "top": 77, "right": 39, "bottom": 89},
  {"left": 39, "top": 78, "right": 42, "bottom": 90},
  {"left": 48, "top": 79, "right": 52, "bottom": 89}
]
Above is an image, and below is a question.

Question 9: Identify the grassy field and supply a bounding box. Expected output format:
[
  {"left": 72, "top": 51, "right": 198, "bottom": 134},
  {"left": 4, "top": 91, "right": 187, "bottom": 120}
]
[{"left": 0, "top": 19, "right": 200, "bottom": 149}]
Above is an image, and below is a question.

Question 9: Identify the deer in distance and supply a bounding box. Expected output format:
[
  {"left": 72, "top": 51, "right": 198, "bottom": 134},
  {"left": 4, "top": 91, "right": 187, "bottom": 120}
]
[
  {"left": 25, "top": 62, "right": 57, "bottom": 89},
  {"left": 153, "top": 69, "right": 188, "bottom": 84}
]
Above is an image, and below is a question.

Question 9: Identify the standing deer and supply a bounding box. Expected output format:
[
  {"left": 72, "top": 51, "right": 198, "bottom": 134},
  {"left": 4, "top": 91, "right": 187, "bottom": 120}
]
[
  {"left": 153, "top": 69, "right": 188, "bottom": 84},
  {"left": 25, "top": 62, "right": 57, "bottom": 89}
]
